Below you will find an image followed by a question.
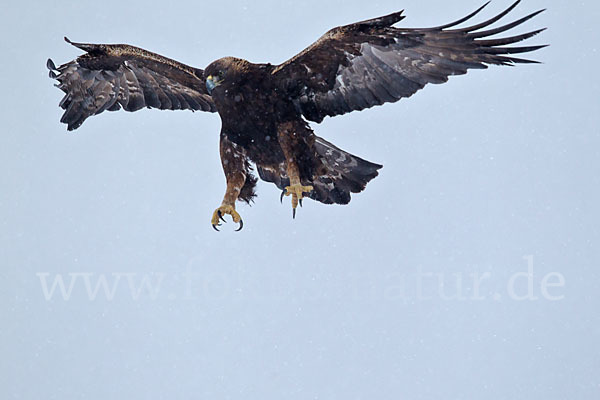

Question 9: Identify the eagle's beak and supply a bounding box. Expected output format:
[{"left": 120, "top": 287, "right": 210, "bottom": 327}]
[{"left": 206, "top": 75, "right": 222, "bottom": 94}]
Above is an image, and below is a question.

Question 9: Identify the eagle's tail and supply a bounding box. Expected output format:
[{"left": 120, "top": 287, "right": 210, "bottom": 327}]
[
  {"left": 257, "top": 136, "right": 382, "bottom": 205},
  {"left": 309, "top": 136, "right": 382, "bottom": 204}
]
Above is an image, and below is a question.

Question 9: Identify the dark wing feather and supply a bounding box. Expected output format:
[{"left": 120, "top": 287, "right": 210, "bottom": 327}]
[
  {"left": 48, "top": 38, "right": 216, "bottom": 130},
  {"left": 272, "top": 1, "right": 547, "bottom": 122}
]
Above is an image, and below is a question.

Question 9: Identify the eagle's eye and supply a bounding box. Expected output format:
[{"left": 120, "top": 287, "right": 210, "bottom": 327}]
[{"left": 206, "top": 72, "right": 224, "bottom": 94}]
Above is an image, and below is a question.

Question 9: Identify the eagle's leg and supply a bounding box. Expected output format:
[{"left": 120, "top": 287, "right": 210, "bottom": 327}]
[
  {"left": 278, "top": 122, "right": 314, "bottom": 218},
  {"left": 211, "top": 134, "right": 250, "bottom": 231}
]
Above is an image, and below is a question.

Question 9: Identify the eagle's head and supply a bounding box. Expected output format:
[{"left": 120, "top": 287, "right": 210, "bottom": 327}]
[{"left": 205, "top": 57, "right": 250, "bottom": 95}]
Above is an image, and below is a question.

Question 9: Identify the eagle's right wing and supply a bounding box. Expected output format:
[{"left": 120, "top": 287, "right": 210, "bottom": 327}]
[
  {"left": 48, "top": 38, "right": 216, "bottom": 131},
  {"left": 271, "top": 1, "right": 546, "bottom": 123}
]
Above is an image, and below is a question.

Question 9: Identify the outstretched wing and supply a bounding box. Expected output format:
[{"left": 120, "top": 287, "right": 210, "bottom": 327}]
[
  {"left": 48, "top": 38, "right": 216, "bottom": 130},
  {"left": 272, "top": 0, "right": 546, "bottom": 122}
]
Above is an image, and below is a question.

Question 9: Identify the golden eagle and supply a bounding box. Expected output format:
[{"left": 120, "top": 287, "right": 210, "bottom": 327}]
[{"left": 47, "top": 1, "right": 546, "bottom": 231}]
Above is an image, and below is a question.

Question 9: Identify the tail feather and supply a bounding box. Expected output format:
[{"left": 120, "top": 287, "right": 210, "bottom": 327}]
[
  {"left": 311, "top": 136, "right": 382, "bottom": 204},
  {"left": 257, "top": 136, "right": 382, "bottom": 205}
]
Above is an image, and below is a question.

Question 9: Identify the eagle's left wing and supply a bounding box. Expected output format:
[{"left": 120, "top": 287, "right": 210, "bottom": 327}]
[
  {"left": 272, "top": 1, "right": 546, "bottom": 123},
  {"left": 48, "top": 38, "right": 216, "bottom": 131}
]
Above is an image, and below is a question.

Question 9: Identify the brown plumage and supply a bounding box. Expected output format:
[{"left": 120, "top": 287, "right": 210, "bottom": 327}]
[{"left": 47, "top": 1, "right": 546, "bottom": 230}]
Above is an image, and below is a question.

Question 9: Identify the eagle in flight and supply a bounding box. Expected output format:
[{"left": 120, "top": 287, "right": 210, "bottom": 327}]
[{"left": 47, "top": 1, "right": 545, "bottom": 231}]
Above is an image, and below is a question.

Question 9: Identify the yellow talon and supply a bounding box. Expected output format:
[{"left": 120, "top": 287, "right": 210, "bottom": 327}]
[
  {"left": 283, "top": 184, "right": 313, "bottom": 217},
  {"left": 211, "top": 204, "right": 243, "bottom": 231}
]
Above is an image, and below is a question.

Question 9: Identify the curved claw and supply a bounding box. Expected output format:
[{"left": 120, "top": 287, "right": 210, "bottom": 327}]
[
  {"left": 235, "top": 219, "right": 244, "bottom": 232},
  {"left": 283, "top": 184, "right": 313, "bottom": 220},
  {"left": 211, "top": 204, "right": 243, "bottom": 232},
  {"left": 280, "top": 190, "right": 285, "bottom": 204}
]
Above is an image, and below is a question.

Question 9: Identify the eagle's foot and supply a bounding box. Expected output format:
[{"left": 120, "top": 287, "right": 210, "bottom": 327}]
[
  {"left": 281, "top": 184, "right": 313, "bottom": 218},
  {"left": 211, "top": 204, "right": 243, "bottom": 232}
]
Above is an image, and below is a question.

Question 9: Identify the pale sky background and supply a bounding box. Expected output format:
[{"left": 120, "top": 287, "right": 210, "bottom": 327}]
[{"left": 1, "top": 0, "right": 599, "bottom": 399}]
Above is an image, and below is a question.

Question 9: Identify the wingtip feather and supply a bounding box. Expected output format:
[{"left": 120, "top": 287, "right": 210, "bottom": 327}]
[
  {"left": 454, "top": 0, "right": 523, "bottom": 33},
  {"left": 469, "top": 9, "right": 547, "bottom": 39},
  {"left": 46, "top": 58, "right": 56, "bottom": 71},
  {"left": 429, "top": 1, "right": 491, "bottom": 30}
]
